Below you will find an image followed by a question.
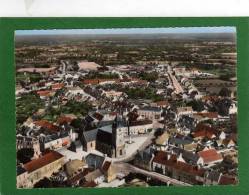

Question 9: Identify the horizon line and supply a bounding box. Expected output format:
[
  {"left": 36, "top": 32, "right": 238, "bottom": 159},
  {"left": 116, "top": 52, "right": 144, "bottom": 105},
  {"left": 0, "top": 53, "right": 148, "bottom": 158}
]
[{"left": 15, "top": 27, "right": 236, "bottom": 36}]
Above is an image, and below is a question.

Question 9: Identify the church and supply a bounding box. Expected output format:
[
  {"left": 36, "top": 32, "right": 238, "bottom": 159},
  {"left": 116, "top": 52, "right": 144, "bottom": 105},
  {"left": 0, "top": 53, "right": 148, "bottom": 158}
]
[{"left": 82, "top": 116, "right": 126, "bottom": 158}]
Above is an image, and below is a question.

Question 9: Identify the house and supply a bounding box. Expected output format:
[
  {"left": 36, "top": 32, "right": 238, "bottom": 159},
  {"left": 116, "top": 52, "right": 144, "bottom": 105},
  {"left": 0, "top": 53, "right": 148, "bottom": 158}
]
[
  {"left": 51, "top": 83, "right": 64, "bottom": 90},
  {"left": 172, "top": 148, "right": 200, "bottom": 165},
  {"left": 84, "top": 169, "right": 105, "bottom": 184},
  {"left": 197, "top": 149, "right": 223, "bottom": 167},
  {"left": 82, "top": 129, "right": 98, "bottom": 152},
  {"left": 17, "top": 166, "right": 29, "bottom": 188},
  {"left": 154, "top": 132, "right": 170, "bottom": 151},
  {"left": 218, "top": 175, "right": 237, "bottom": 185},
  {"left": 192, "top": 123, "right": 217, "bottom": 141},
  {"left": 204, "top": 170, "right": 222, "bottom": 185},
  {"left": 64, "top": 159, "right": 86, "bottom": 179},
  {"left": 176, "top": 107, "right": 193, "bottom": 117},
  {"left": 152, "top": 151, "right": 205, "bottom": 185},
  {"left": 23, "top": 151, "right": 65, "bottom": 187},
  {"left": 16, "top": 135, "right": 41, "bottom": 159},
  {"left": 85, "top": 153, "right": 105, "bottom": 170},
  {"left": 168, "top": 135, "right": 193, "bottom": 149},
  {"left": 127, "top": 119, "right": 153, "bottom": 136},
  {"left": 101, "top": 161, "right": 116, "bottom": 182},
  {"left": 134, "top": 147, "right": 155, "bottom": 171},
  {"left": 66, "top": 168, "right": 92, "bottom": 187},
  {"left": 36, "top": 90, "right": 55, "bottom": 99},
  {"left": 137, "top": 106, "right": 163, "bottom": 121},
  {"left": 220, "top": 139, "right": 236, "bottom": 148},
  {"left": 150, "top": 100, "right": 169, "bottom": 108}
]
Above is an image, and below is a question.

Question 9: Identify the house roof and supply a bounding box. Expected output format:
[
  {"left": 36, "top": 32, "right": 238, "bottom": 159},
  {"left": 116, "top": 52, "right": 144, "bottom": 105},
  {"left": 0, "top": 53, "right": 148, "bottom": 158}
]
[
  {"left": 173, "top": 148, "right": 199, "bottom": 164},
  {"left": 83, "top": 129, "right": 98, "bottom": 142},
  {"left": 129, "top": 119, "right": 152, "bottom": 127},
  {"left": 198, "top": 149, "right": 223, "bottom": 164},
  {"left": 139, "top": 106, "right": 161, "bottom": 112},
  {"left": 206, "top": 170, "right": 221, "bottom": 182},
  {"left": 92, "top": 112, "right": 104, "bottom": 121},
  {"left": 24, "top": 151, "right": 64, "bottom": 173},
  {"left": 193, "top": 123, "right": 217, "bottom": 139},
  {"left": 96, "top": 128, "right": 113, "bottom": 145},
  {"left": 34, "top": 120, "right": 60, "bottom": 132},
  {"left": 176, "top": 106, "right": 193, "bottom": 114},
  {"left": 17, "top": 165, "right": 27, "bottom": 176},
  {"left": 56, "top": 116, "right": 74, "bottom": 125},
  {"left": 168, "top": 136, "right": 193, "bottom": 146},
  {"left": 36, "top": 90, "right": 53, "bottom": 97},
  {"left": 194, "top": 112, "right": 218, "bottom": 119},
  {"left": 52, "top": 83, "right": 64, "bottom": 90},
  {"left": 136, "top": 147, "right": 155, "bottom": 162},
  {"left": 82, "top": 181, "right": 98, "bottom": 187},
  {"left": 101, "top": 161, "right": 111, "bottom": 172},
  {"left": 65, "top": 159, "right": 85, "bottom": 178},
  {"left": 85, "top": 154, "right": 105, "bottom": 169},
  {"left": 153, "top": 151, "right": 205, "bottom": 177},
  {"left": 67, "top": 168, "right": 92, "bottom": 184},
  {"left": 155, "top": 100, "right": 169, "bottom": 107},
  {"left": 155, "top": 132, "right": 169, "bottom": 145},
  {"left": 219, "top": 175, "right": 237, "bottom": 185},
  {"left": 84, "top": 169, "right": 103, "bottom": 182}
]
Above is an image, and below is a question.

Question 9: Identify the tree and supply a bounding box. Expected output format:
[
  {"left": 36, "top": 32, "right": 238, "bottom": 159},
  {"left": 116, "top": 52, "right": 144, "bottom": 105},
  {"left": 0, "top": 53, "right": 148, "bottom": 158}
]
[
  {"left": 186, "top": 100, "right": 204, "bottom": 112},
  {"left": 219, "top": 87, "right": 231, "bottom": 97},
  {"left": 215, "top": 98, "right": 232, "bottom": 116}
]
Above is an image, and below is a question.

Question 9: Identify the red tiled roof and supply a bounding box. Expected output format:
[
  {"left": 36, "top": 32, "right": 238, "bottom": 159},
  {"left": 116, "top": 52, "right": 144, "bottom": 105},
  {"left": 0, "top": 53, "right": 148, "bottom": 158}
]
[
  {"left": 24, "top": 151, "right": 64, "bottom": 173},
  {"left": 198, "top": 149, "right": 223, "bottom": 164},
  {"left": 56, "top": 116, "right": 73, "bottom": 125},
  {"left": 36, "top": 90, "right": 52, "bottom": 97},
  {"left": 101, "top": 161, "right": 111, "bottom": 172},
  {"left": 82, "top": 181, "right": 97, "bottom": 187},
  {"left": 83, "top": 79, "right": 120, "bottom": 85},
  {"left": 155, "top": 100, "right": 169, "bottom": 107},
  {"left": 194, "top": 112, "right": 218, "bottom": 119},
  {"left": 153, "top": 151, "right": 205, "bottom": 177},
  {"left": 34, "top": 120, "right": 60, "bottom": 132},
  {"left": 193, "top": 123, "right": 217, "bottom": 139},
  {"left": 52, "top": 83, "right": 64, "bottom": 90},
  {"left": 92, "top": 112, "right": 104, "bottom": 121},
  {"left": 83, "top": 79, "right": 99, "bottom": 85},
  {"left": 219, "top": 175, "right": 237, "bottom": 185}
]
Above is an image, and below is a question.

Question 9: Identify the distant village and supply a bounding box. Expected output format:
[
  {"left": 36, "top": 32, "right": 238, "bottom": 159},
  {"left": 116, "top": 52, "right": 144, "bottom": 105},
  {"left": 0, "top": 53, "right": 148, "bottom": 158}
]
[{"left": 15, "top": 35, "right": 238, "bottom": 188}]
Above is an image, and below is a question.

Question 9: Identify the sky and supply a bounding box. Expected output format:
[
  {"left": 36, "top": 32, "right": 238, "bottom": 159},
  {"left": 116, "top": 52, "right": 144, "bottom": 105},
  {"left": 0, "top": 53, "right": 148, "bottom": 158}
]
[{"left": 15, "top": 27, "right": 236, "bottom": 36}]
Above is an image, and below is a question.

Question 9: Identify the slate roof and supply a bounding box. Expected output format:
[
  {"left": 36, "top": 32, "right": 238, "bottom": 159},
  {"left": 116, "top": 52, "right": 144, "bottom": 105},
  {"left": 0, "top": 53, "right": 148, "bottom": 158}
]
[
  {"left": 172, "top": 148, "right": 199, "bottom": 165},
  {"left": 136, "top": 147, "right": 155, "bottom": 163},
  {"left": 139, "top": 106, "right": 162, "bottom": 112},
  {"left": 85, "top": 154, "right": 105, "bottom": 169},
  {"left": 168, "top": 136, "right": 193, "bottom": 146},
  {"left": 83, "top": 129, "right": 98, "bottom": 142},
  {"left": 17, "top": 165, "right": 27, "bottom": 176},
  {"left": 206, "top": 170, "right": 221, "bottom": 182},
  {"left": 96, "top": 129, "right": 113, "bottom": 145}
]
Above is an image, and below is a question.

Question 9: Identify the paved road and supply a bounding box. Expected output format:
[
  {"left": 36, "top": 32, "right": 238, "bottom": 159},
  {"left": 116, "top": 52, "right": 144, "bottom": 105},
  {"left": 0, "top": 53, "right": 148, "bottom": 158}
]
[
  {"left": 168, "top": 72, "right": 184, "bottom": 94},
  {"left": 114, "top": 162, "right": 192, "bottom": 186}
]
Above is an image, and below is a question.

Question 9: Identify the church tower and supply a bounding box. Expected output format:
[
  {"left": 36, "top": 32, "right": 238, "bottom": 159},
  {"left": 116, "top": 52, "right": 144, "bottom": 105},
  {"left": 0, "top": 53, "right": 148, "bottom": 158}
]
[{"left": 112, "top": 115, "right": 126, "bottom": 158}]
